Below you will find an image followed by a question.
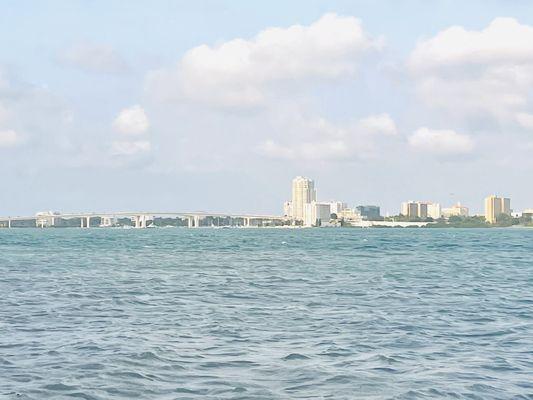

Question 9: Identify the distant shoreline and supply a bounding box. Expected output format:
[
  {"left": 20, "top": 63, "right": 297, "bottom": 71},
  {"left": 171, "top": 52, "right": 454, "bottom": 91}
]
[{"left": 1, "top": 225, "right": 532, "bottom": 230}]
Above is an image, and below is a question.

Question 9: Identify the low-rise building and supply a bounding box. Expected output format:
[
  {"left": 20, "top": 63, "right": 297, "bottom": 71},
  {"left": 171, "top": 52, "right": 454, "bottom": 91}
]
[
  {"left": 522, "top": 209, "right": 533, "bottom": 220},
  {"left": 338, "top": 208, "right": 364, "bottom": 225},
  {"left": 328, "top": 201, "right": 347, "bottom": 216},
  {"left": 356, "top": 205, "right": 381, "bottom": 220},
  {"left": 303, "top": 201, "right": 332, "bottom": 227},
  {"left": 35, "top": 211, "right": 59, "bottom": 227},
  {"left": 442, "top": 202, "right": 469, "bottom": 218}
]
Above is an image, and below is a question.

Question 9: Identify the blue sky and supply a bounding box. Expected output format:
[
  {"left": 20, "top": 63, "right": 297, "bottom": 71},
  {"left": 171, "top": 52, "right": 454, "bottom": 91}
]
[{"left": 1, "top": 0, "right": 533, "bottom": 215}]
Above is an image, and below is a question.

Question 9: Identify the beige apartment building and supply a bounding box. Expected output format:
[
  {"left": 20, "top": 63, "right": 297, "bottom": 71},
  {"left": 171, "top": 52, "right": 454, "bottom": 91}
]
[
  {"left": 401, "top": 201, "right": 430, "bottom": 219},
  {"left": 290, "top": 176, "right": 317, "bottom": 221},
  {"left": 484, "top": 195, "right": 511, "bottom": 223}
]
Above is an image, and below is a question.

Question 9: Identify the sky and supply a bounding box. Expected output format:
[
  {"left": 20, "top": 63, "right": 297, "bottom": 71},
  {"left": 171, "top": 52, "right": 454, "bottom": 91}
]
[{"left": 1, "top": 0, "right": 533, "bottom": 216}]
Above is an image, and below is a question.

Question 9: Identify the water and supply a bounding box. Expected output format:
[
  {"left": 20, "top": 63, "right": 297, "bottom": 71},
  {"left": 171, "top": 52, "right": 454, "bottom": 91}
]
[{"left": 1, "top": 228, "right": 532, "bottom": 399}]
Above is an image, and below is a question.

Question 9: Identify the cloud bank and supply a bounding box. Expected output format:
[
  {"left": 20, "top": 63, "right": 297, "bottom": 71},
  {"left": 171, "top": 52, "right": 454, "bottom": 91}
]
[
  {"left": 408, "top": 127, "right": 474, "bottom": 155},
  {"left": 408, "top": 18, "right": 533, "bottom": 125},
  {"left": 258, "top": 113, "right": 398, "bottom": 161},
  {"left": 146, "top": 13, "right": 382, "bottom": 108}
]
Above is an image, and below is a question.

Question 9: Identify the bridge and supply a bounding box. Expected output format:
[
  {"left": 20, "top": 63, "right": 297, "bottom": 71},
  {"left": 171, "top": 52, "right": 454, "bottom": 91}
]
[{"left": 0, "top": 211, "right": 288, "bottom": 229}]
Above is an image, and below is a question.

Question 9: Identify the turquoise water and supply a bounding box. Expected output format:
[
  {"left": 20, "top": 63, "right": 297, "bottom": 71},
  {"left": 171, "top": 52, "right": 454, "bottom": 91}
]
[{"left": 1, "top": 228, "right": 532, "bottom": 399}]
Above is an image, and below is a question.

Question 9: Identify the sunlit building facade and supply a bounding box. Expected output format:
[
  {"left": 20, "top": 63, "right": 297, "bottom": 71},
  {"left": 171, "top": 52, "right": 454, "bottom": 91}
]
[
  {"left": 401, "top": 201, "right": 429, "bottom": 219},
  {"left": 303, "top": 201, "right": 331, "bottom": 227},
  {"left": 442, "top": 202, "right": 469, "bottom": 218},
  {"left": 484, "top": 195, "right": 511, "bottom": 223},
  {"left": 426, "top": 203, "right": 442, "bottom": 219},
  {"left": 291, "top": 176, "right": 316, "bottom": 221}
]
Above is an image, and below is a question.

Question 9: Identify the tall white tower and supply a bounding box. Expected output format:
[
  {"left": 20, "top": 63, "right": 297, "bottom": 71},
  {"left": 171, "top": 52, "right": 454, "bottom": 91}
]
[{"left": 291, "top": 176, "right": 316, "bottom": 221}]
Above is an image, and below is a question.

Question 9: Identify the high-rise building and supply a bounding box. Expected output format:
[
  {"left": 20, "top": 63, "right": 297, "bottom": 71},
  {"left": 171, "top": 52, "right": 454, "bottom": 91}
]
[
  {"left": 401, "top": 201, "right": 429, "bottom": 219},
  {"left": 291, "top": 176, "right": 316, "bottom": 221},
  {"left": 484, "top": 195, "right": 511, "bottom": 223},
  {"left": 401, "top": 201, "right": 418, "bottom": 218},
  {"left": 426, "top": 203, "right": 442, "bottom": 219},
  {"left": 356, "top": 205, "right": 381, "bottom": 220},
  {"left": 417, "top": 202, "right": 428, "bottom": 219},
  {"left": 502, "top": 198, "right": 511, "bottom": 215}
]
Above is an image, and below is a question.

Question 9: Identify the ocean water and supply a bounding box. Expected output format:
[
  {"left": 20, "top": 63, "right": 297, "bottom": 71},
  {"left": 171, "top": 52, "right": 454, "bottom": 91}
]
[{"left": 0, "top": 228, "right": 532, "bottom": 399}]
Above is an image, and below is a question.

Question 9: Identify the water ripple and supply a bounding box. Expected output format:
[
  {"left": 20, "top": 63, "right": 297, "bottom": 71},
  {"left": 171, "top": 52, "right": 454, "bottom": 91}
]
[{"left": 0, "top": 228, "right": 532, "bottom": 399}]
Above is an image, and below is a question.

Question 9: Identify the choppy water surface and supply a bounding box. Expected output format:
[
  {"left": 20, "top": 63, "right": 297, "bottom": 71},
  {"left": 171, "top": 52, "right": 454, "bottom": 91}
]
[{"left": 0, "top": 228, "right": 532, "bottom": 399}]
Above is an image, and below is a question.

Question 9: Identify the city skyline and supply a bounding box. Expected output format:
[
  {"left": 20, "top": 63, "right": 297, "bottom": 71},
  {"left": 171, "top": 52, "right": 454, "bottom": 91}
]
[
  {"left": 282, "top": 175, "right": 526, "bottom": 227},
  {"left": 1, "top": 1, "right": 533, "bottom": 215},
  {"left": 0, "top": 174, "right": 526, "bottom": 221}
]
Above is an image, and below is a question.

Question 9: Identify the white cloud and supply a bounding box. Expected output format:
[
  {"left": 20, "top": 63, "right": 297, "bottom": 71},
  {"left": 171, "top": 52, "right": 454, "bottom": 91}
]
[
  {"left": 0, "top": 69, "right": 9, "bottom": 91},
  {"left": 0, "top": 70, "right": 76, "bottom": 156},
  {"left": 257, "top": 113, "right": 396, "bottom": 161},
  {"left": 111, "top": 140, "right": 151, "bottom": 156},
  {"left": 146, "top": 13, "right": 382, "bottom": 108},
  {"left": 259, "top": 139, "right": 351, "bottom": 161},
  {"left": 0, "top": 104, "right": 9, "bottom": 124},
  {"left": 111, "top": 106, "right": 151, "bottom": 157},
  {"left": 63, "top": 42, "right": 127, "bottom": 74},
  {"left": 112, "top": 105, "right": 150, "bottom": 135},
  {"left": 516, "top": 113, "right": 533, "bottom": 130},
  {"left": 408, "top": 18, "right": 533, "bottom": 122},
  {"left": 409, "top": 18, "right": 533, "bottom": 70},
  {"left": 408, "top": 127, "right": 474, "bottom": 155},
  {"left": 357, "top": 113, "right": 397, "bottom": 135},
  {"left": 0, "top": 130, "right": 21, "bottom": 148},
  {"left": 259, "top": 140, "right": 297, "bottom": 160}
]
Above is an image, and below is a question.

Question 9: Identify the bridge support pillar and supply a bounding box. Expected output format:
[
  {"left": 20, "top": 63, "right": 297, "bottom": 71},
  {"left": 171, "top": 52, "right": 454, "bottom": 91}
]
[
  {"left": 187, "top": 216, "right": 200, "bottom": 228},
  {"left": 131, "top": 215, "right": 150, "bottom": 229},
  {"left": 8, "top": 219, "right": 11, "bottom": 228},
  {"left": 100, "top": 216, "right": 113, "bottom": 227},
  {"left": 244, "top": 217, "right": 251, "bottom": 227},
  {"left": 86, "top": 216, "right": 91, "bottom": 228}
]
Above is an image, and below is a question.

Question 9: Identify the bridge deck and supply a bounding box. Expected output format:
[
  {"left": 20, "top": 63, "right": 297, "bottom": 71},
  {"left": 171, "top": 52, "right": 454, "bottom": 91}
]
[{"left": 0, "top": 212, "right": 287, "bottom": 221}]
